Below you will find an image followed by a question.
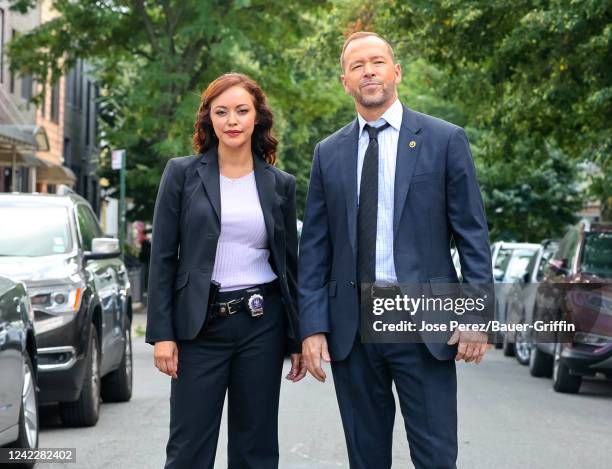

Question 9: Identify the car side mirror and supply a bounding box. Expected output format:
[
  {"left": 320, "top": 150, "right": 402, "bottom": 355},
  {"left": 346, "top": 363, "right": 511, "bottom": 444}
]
[{"left": 84, "top": 237, "right": 121, "bottom": 261}]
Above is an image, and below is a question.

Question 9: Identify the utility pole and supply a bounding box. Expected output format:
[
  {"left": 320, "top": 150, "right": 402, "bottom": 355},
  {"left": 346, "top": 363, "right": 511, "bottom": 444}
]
[{"left": 112, "top": 149, "right": 126, "bottom": 256}]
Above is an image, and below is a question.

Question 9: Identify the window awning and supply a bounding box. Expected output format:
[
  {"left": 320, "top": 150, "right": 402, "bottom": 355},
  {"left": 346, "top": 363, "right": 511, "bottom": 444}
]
[
  {"left": 36, "top": 160, "right": 77, "bottom": 185},
  {"left": 0, "top": 125, "right": 50, "bottom": 152}
]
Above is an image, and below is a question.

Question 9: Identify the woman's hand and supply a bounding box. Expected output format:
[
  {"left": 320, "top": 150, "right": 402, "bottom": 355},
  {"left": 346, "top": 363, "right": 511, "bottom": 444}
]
[
  {"left": 286, "top": 353, "right": 307, "bottom": 382},
  {"left": 154, "top": 341, "right": 178, "bottom": 379}
]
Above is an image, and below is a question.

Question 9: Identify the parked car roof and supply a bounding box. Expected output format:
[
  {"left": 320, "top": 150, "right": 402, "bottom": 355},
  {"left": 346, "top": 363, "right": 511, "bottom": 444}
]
[
  {"left": 0, "top": 192, "right": 87, "bottom": 207},
  {"left": 493, "top": 241, "right": 541, "bottom": 250}
]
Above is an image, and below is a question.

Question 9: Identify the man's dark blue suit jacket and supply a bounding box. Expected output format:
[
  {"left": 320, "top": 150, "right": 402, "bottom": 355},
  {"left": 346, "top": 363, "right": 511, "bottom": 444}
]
[{"left": 298, "top": 104, "right": 493, "bottom": 361}]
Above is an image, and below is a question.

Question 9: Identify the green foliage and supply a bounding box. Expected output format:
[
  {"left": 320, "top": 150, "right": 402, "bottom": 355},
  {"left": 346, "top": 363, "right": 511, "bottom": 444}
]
[
  {"left": 7, "top": 0, "right": 329, "bottom": 220},
  {"left": 7, "top": 0, "right": 607, "bottom": 242},
  {"left": 380, "top": 0, "right": 612, "bottom": 238},
  {"left": 478, "top": 140, "right": 581, "bottom": 240}
]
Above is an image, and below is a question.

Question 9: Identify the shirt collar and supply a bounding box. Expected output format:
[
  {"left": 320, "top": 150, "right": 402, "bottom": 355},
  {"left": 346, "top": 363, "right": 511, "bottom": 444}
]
[{"left": 357, "top": 98, "right": 403, "bottom": 136}]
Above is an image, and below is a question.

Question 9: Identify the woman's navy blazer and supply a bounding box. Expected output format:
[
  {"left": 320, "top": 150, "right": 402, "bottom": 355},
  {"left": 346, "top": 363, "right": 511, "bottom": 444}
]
[{"left": 145, "top": 147, "right": 299, "bottom": 348}]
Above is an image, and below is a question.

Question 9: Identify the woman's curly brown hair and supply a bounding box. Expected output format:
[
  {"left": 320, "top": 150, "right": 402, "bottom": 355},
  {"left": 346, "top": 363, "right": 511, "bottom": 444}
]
[{"left": 192, "top": 73, "right": 278, "bottom": 165}]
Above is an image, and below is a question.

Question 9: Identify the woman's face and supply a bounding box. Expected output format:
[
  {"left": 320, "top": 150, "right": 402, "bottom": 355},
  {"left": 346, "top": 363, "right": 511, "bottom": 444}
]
[{"left": 209, "top": 85, "right": 257, "bottom": 152}]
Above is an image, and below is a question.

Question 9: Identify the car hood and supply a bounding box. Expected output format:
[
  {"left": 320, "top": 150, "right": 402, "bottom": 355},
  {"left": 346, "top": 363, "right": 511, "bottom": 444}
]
[{"left": 0, "top": 254, "right": 82, "bottom": 287}]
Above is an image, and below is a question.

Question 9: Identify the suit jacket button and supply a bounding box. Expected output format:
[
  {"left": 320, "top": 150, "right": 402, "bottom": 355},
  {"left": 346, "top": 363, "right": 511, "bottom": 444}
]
[{"left": 349, "top": 281, "right": 355, "bottom": 287}]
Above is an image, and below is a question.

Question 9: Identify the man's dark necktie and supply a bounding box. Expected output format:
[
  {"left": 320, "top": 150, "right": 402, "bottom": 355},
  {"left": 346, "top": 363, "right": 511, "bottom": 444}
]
[{"left": 358, "top": 122, "right": 391, "bottom": 285}]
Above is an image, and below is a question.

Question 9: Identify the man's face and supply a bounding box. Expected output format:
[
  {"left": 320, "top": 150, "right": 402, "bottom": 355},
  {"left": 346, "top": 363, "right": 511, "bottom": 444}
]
[{"left": 341, "top": 36, "right": 401, "bottom": 109}]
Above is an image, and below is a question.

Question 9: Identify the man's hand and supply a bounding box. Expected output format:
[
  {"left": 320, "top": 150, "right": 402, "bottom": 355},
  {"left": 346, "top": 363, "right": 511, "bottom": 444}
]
[
  {"left": 302, "top": 333, "right": 331, "bottom": 382},
  {"left": 447, "top": 330, "right": 490, "bottom": 364},
  {"left": 154, "top": 340, "right": 178, "bottom": 378},
  {"left": 286, "top": 353, "right": 308, "bottom": 382}
]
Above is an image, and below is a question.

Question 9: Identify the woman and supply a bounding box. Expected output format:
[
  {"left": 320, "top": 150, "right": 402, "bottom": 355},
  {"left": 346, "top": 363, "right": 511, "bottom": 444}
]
[{"left": 145, "top": 72, "right": 306, "bottom": 469}]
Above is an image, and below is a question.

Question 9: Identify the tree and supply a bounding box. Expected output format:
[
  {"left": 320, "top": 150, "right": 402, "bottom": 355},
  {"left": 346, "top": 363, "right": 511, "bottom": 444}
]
[
  {"left": 268, "top": 0, "right": 469, "bottom": 219},
  {"left": 7, "top": 0, "right": 328, "bottom": 220},
  {"left": 379, "top": 0, "right": 611, "bottom": 235}
]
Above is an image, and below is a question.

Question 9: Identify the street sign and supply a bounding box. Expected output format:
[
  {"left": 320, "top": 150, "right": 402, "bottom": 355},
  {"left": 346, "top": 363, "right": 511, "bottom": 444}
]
[{"left": 112, "top": 149, "right": 125, "bottom": 170}]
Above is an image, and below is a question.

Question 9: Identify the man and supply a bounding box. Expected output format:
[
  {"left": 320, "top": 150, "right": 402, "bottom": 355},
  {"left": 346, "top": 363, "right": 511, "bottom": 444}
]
[{"left": 298, "top": 32, "right": 493, "bottom": 468}]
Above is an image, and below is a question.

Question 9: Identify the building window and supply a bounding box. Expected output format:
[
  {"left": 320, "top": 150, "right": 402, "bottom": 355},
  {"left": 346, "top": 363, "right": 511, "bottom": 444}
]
[
  {"left": 0, "top": 8, "right": 5, "bottom": 84},
  {"left": 19, "top": 167, "right": 30, "bottom": 192},
  {"left": 64, "top": 66, "right": 72, "bottom": 105},
  {"left": 64, "top": 137, "right": 72, "bottom": 165},
  {"left": 85, "top": 81, "right": 91, "bottom": 146},
  {"left": 77, "top": 59, "right": 83, "bottom": 110},
  {"left": 72, "top": 166, "right": 81, "bottom": 194},
  {"left": 2, "top": 167, "right": 12, "bottom": 192},
  {"left": 71, "top": 63, "right": 78, "bottom": 106},
  {"left": 93, "top": 84, "right": 99, "bottom": 143},
  {"left": 9, "top": 29, "right": 15, "bottom": 93},
  {"left": 21, "top": 73, "right": 32, "bottom": 100},
  {"left": 66, "top": 65, "right": 80, "bottom": 107},
  {"left": 83, "top": 174, "right": 89, "bottom": 200},
  {"left": 0, "top": 167, "right": 7, "bottom": 192},
  {"left": 50, "top": 80, "right": 59, "bottom": 123},
  {"left": 90, "top": 179, "right": 99, "bottom": 214},
  {"left": 41, "top": 82, "right": 46, "bottom": 117}
]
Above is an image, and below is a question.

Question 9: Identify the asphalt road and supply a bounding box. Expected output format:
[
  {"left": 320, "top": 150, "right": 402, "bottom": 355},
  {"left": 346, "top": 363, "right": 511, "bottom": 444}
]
[{"left": 36, "top": 311, "right": 612, "bottom": 469}]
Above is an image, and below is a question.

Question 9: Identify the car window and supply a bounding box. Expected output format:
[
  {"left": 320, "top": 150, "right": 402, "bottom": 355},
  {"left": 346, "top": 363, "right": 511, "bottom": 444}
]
[
  {"left": 503, "top": 249, "right": 537, "bottom": 282},
  {"left": 76, "top": 204, "right": 103, "bottom": 251},
  {"left": 554, "top": 229, "right": 579, "bottom": 265},
  {"left": 494, "top": 248, "right": 512, "bottom": 271},
  {"left": 525, "top": 250, "right": 540, "bottom": 276},
  {"left": 536, "top": 250, "right": 555, "bottom": 281},
  {"left": 581, "top": 232, "right": 612, "bottom": 278},
  {"left": 492, "top": 247, "right": 513, "bottom": 281},
  {"left": 0, "top": 205, "right": 72, "bottom": 256}
]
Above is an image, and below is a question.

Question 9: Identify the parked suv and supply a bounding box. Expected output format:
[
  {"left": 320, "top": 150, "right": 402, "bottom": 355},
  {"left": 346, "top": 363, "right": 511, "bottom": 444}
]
[
  {"left": 503, "top": 239, "right": 559, "bottom": 363},
  {"left": 529, "top": 222, "right": 612, "bottom": 393},
  {"left": 490, "top": 242, "right": 540, "bottom": 346},
  {"left": 0, "top": 190, "right": 133, "bottom": 426},
  {"left": 0, "top": 276, "right": 38, "bottom": 463}
]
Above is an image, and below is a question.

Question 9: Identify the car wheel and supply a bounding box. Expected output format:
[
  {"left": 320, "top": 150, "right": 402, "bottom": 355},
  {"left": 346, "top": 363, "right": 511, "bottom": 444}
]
[
  {"left": 529, "top": 344, "right": 553, "bottom": 377},
  {"left": 515, "top": 327, "right": 531, "bottom": 366},
  {"left": 101, "top": 325, "right": 133, "bottom": 402},
  {"left": 7, "top": 354, "right": 39, "bottom": 468},
  {"left": 60, "top": 326, "right": 100, "bottom": 427},
  {"left": 502, "top": 332, "right": 515, "bottom": 357},
  {"left": 553, "top": 343, "right": 582, "bottom": 393}
]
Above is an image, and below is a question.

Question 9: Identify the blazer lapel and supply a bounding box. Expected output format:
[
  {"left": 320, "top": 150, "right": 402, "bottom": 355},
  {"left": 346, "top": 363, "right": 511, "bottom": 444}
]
[
  {"left": 196, "top": 147, "right": 221, "bottom": 224},
  {"left": 393, "top": 105, "right": 423, "bottom": 237},
  {"left": 253, "top": 154, "right": 277, "bottom": 257},
  {"left": 339, "top": 119, "right": 360, "bottom": 258}
]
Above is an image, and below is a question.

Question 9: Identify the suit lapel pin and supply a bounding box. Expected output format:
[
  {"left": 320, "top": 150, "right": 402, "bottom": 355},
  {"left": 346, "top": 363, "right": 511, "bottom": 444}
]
[{"left": 409, "top": 140, "right": 417, "bottom": 148}]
